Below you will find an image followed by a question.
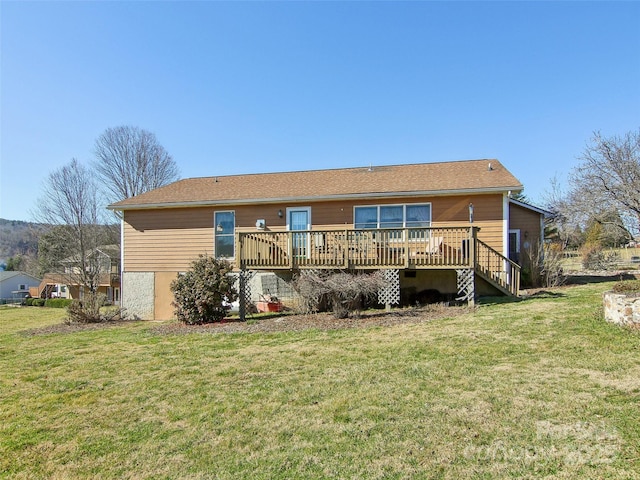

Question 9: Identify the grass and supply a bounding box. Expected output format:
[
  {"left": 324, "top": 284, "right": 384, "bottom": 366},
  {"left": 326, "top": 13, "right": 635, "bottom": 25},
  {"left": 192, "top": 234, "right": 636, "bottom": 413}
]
[{"left": 1, "top": 283, "right": 639, "bottom": 479}]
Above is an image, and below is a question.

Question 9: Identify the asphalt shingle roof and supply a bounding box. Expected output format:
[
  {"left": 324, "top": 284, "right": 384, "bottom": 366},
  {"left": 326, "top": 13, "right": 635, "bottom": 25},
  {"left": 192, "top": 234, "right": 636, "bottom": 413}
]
[{"left": 109, "top": 159, "right": 523, "bottom": 210}]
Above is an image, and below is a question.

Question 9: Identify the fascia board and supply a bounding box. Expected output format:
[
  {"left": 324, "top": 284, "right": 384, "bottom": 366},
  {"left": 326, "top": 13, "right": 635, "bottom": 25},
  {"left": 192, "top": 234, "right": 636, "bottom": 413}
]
[{"left": 508, "top": 198, "right": 552, "bottom": 216}]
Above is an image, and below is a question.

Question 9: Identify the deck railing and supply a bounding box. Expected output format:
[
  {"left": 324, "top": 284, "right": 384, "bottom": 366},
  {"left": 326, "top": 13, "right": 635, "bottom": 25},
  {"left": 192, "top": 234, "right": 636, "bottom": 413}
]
[
  {"left": 237, "top": 226, "right": 522, "bottom": 296},
  {"left": 475, "top": 239, "right": 521, "bottom": 296},
  {"left": 236, "top": 227, "right": 474, "bottom": 270}
]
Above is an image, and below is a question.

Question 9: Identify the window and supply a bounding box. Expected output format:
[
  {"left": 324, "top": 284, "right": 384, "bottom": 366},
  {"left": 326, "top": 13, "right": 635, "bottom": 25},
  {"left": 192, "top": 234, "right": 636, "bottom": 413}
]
[
  {"left": 354, "top": 206, "right": 377, "bottom": 229},
  {"left": 354, "top": 203, "right": 431, "bottom": 230},
  {"left": 19, "top": 284, "right": 27, "bottom": 290},
  {"left": 406, "top": 204, "right": 430, "bottom": 228},
  {"left": 380, "top": 206, "right": 403, "bottom": 228},
  {"left": 215, "top": 211, "right": 235, "bottom": 259}
]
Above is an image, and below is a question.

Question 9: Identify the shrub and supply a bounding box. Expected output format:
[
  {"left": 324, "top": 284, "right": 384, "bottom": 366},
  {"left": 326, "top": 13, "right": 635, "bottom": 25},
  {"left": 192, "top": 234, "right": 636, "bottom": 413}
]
[
  {"left": 521, "top": 242, "right": 566, "bottom": 288},
  {"left": 66, "top": 292, "right": 124, "bottom": 324},
  {"left": 32, "top": 298, "right": 46, "bottom": 307},
  {"left": 581, "top": 245, "right": 619, "bottom": 271},
  {"left": 612, "top": 280, "right": 640, "bottom": 294},
  {"left": 170, "top": 255, "right": 238, "bottom": 324},
  {"left": 45, "top": 298, "right": 73, "bottom": 308},
  {"left": 293, "top": 270, "right": 389, "bottom": 319}
]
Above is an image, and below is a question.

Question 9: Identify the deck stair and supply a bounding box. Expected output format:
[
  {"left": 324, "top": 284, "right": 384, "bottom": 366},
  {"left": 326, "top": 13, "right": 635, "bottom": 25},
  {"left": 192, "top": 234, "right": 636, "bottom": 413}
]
[{"left": 473, "top": 239, "right": 520, "bottom": 296}]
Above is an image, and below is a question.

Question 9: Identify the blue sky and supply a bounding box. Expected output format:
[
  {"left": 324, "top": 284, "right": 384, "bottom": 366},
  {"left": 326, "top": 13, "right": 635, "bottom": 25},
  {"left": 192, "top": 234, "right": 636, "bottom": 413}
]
[{"left": 1, "top": 1, "right": 638, "bottom": 222}]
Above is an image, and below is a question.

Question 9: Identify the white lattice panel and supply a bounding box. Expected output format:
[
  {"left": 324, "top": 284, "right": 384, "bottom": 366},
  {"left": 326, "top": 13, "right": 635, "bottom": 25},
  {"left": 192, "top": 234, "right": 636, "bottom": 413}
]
[
  {"left": 238, "top": 270, "right": 256, "bottom": 320},
  {"left": 378, "top": 269, "right": 400, "bottom": 306},
  {"left": 456, "top": 268, "right": 475, "bottom": 302}
]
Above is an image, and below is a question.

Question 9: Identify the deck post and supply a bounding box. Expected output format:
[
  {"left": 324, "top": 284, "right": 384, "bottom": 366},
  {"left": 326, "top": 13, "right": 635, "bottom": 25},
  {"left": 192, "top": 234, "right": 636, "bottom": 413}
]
[
  {"left": 237, "top": 269, "right": 254, "bottom": 322},
  {"left": 235, "top": 231, "right": 242, "bottom": 269},
  {"left": 239, "top": 269, "right": 246, "bottom": 321},
  {"left": 404, "top": 229, "right": 410, "bottom": 268},
  {"left": 288, "top": 232, "right": 294, "bottom": 269},
  {"left": 344, "top": 229, "right": 349, "bottom": 269},
  {"left": 469, "top": 227, "right": 477, "bottom": 306}
]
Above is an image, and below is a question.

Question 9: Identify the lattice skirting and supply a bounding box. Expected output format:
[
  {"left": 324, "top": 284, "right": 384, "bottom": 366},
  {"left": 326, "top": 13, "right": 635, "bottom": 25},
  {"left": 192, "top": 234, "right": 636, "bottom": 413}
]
[
  {"left": 238, "top": 270, "right": 256, "bottom": 320},
  {"left": 456, "top": 268, "right": 475, "bottom": 302},
  {"left": 378, "top": 269, "right": 400, "bottom": 306}
]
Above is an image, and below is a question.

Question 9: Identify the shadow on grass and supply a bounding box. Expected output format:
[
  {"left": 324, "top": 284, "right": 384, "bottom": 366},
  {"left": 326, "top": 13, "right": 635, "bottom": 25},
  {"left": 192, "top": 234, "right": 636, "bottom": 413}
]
[
  {"left": 565, "top": 272, "right": 636, "bottom": 285},
  {"left": 477, "top": 295, "right": 525, "bottom": 306},
  {"left": 478, "top": 290, "right": 567, "bottom": 307}
]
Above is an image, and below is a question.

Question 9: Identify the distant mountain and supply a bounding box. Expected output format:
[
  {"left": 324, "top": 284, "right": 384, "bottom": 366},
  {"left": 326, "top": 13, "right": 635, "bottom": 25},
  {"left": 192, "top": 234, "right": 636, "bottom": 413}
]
[{"left": 0, "top": 219, "right": 45, "bottom": 260}]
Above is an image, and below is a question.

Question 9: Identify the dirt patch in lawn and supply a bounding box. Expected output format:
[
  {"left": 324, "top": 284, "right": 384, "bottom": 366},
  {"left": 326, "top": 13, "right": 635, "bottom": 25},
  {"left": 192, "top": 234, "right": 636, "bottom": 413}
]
[
  {"left": 19, "top": 319, "right": 141, "bottom": 337},
  {"left": 152, "top": 304, "right": 474, "bottom": 335},
  {"left": 20, "top": 304, "right": 473, "bottom": 336}
]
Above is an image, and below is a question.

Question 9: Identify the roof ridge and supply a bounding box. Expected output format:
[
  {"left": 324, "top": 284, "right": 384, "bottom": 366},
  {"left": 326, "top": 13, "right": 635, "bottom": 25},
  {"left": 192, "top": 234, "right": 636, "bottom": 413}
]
[{"left": 179, "top": 158, "right": 502, "bottom": 182}]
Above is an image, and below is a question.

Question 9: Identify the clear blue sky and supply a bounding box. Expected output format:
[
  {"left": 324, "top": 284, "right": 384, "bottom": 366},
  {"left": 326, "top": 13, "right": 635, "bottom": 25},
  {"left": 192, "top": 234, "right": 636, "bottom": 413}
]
[{"left": 1, "top": 1, "right": 638, "bottom": 222}]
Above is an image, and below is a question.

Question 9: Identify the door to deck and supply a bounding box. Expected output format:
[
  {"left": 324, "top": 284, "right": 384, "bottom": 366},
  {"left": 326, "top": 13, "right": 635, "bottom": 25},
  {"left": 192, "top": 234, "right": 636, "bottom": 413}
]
[{"left": 287, "top": 207, "right": 311, "bottom": 258}]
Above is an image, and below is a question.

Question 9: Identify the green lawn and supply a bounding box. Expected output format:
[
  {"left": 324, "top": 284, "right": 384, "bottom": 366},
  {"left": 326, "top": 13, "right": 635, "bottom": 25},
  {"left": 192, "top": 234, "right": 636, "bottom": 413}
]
[{"left": 1, "top": 283, "right": 639, "bottom": 479}]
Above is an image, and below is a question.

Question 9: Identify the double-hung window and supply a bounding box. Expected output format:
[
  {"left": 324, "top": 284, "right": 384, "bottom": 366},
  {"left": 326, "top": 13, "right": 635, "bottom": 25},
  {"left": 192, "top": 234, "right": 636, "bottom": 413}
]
[{"left": 214, "top": 211, "right": 235, "bottom": 259}]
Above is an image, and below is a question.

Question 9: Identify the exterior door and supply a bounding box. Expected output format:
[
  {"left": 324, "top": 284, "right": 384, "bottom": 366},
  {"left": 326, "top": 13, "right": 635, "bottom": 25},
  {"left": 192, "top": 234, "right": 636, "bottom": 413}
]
[
  {"left": 287, "top": 207, "right": 311, "bottom": 257},
  {"left": 509, "top": 229, "right": 520, "bottom": 264}
]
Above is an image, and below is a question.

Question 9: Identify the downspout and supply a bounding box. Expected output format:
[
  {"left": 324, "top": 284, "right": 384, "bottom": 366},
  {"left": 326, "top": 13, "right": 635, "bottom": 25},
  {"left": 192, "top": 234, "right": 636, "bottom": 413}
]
[
  {"left": 120, "top": 215, "right": 124, "bottom": 277},
  {"left": 114, "top": 210, "right": 124, "bottom": 308}
]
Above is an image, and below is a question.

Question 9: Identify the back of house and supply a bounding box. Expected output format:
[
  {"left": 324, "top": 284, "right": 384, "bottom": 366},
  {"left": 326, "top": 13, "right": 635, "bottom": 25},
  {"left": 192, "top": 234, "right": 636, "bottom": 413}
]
[{"left": 109, "top": 159, "right": 545, "bottom": 320}]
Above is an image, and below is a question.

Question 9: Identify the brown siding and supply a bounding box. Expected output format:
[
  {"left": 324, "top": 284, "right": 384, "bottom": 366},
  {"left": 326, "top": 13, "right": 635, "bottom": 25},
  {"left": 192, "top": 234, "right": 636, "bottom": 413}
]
[
  {"left": 123, "top": 194, "right": 507, "bottom": 271},
  {"left": 509, "top": 203, "right": 543, "bottom": 252},
  {"left": 124, "top": 208, "right": 215, "bottom": 272},
  {"left": 431, "top": 194, "right": 505, "bottom": 254}
]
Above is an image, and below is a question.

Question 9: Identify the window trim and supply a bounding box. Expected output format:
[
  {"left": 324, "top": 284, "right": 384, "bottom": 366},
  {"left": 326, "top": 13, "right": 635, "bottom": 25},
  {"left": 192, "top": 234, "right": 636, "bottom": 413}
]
[
  {"left": 286, "top": 207, "right": 312, "bottom": 258},
  {"left": 353, "top": 202, "right": 432, "bottom": 229},
  {"left": 214, "top": 210, "right": 236, "bottom": 259},
  {"left": 285, "top": 206, "right": 312, "bottom": 231}
]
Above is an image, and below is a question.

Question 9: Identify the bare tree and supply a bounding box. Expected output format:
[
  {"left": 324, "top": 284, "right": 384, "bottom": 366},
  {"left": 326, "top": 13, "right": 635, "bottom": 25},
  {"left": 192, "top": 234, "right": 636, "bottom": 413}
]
[
  {"left": 34, "top": 159, "right": 116, "bottom": 298},
  {"left": 571, "top": 129, "right": 640, "bottom": 236},
  {"left": 93, "top": 126, "right": 179, "bottom": 202},
  {"left": 545, "top": 130, "right": 640, "bottom": 247}
]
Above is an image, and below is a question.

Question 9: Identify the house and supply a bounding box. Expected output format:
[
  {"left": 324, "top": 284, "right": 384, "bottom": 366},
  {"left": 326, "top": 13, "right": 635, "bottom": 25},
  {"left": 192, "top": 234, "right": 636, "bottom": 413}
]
[
  {"left": 35, "top": 246, "right": 121, "bottom": 305},
  {"left": 108, "top": 159, "right": 546, "bottom": 320},
  {"left": 0, "top": 271, "right": 41, "bottom": 304}
]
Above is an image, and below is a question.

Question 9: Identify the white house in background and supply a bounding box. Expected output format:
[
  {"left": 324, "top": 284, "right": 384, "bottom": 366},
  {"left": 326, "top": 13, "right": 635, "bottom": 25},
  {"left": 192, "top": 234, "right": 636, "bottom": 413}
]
[{"left": 0, "top": 271, "right": 42, "bottom": 303}]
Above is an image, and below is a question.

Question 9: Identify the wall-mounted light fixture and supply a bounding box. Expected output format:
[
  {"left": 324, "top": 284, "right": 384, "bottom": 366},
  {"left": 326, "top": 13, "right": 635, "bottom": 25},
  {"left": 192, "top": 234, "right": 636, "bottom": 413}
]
[
  {"left": 278, "top": 209, "right": 283, "bottom": 218},
  {"left": 469, "top": 203, "right": 474, "bottom": 224}
]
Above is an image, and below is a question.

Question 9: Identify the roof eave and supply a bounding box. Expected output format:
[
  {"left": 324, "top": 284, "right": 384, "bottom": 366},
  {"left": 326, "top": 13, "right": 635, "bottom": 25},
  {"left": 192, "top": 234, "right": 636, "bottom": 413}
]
[
  {"left": 108, "top": 185, "right": 523, "bottom": 211},
  {"left": 508, "top": 198, "right": 552, "bottom": 216}
]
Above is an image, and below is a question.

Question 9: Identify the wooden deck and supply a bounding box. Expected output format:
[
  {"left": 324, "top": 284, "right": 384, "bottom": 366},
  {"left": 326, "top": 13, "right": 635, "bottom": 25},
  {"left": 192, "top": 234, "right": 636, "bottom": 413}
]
[{"left": 236, "top": 227, "right": 520, "bottom": 296}]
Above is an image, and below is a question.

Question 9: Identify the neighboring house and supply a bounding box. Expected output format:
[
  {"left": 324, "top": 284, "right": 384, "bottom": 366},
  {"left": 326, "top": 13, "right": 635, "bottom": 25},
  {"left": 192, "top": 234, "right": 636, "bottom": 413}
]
[
  {"left": 0, "top": 271, "right": 41, "bottom": 304},
  {"left": 36, "top": 246, "right": 121, "bottom": 305},
  {"left": 108, "top": 159, "right": 546, "bottom": 320}
]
